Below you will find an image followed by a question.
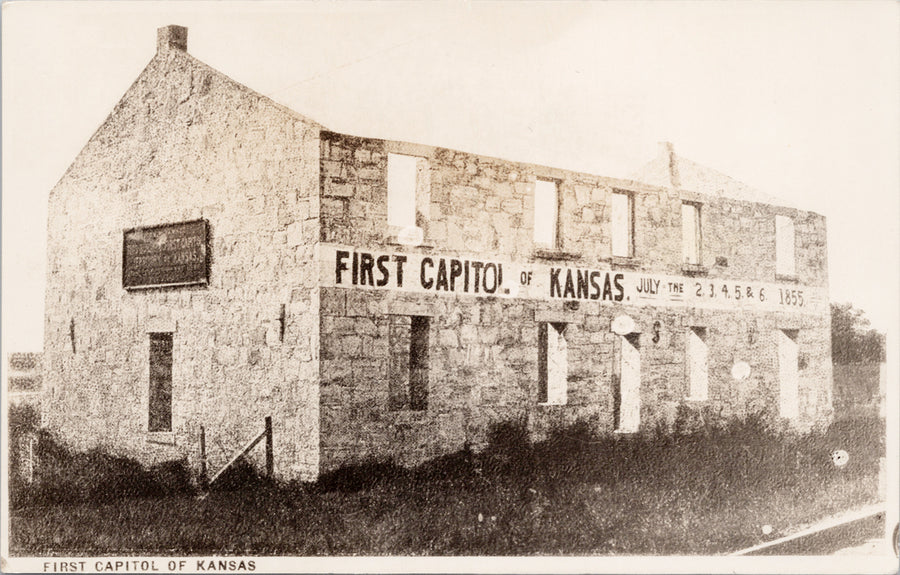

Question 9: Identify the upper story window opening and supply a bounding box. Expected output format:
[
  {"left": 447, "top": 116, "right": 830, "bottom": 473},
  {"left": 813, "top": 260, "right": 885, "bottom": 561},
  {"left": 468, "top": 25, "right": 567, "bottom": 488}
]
[
  {"left": 682, "top": 202, "right": 701, "bottom": 265},
  {"left": 775, "top": 215, "right": 796, "bottom": 277},
  {"left": 611, "top": 191, "right": 634, "bottom": 258},
  {"left": 387, "top": 153, "right": 430, "bottom": 232},
  {"left": 534, "top": 179, "right": 560, "bottom": 249}
]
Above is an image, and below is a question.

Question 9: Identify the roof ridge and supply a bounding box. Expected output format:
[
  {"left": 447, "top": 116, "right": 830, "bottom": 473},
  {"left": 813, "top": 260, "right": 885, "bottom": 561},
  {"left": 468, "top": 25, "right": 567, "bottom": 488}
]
[{"left": 629, "top": 148, "right": 797, "bottom": 209}]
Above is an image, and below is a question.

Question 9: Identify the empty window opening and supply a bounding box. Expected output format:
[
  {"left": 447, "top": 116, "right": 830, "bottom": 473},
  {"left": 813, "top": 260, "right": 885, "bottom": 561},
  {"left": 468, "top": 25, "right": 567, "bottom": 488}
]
[
  {"left": 388, "top": 153, "right": 430, "bottom": 231},
  {"left": 538, "top": 322, "right": 567, "bottom": 404},
  {"left": 778, "top": 329, "right": 800, "bottom": 419},
  {"left": 611, "top": 191, "right": 634, "bottom": 257},
  {"left": 775, "top": 215, "right": 796, "bottom": 277},
  {"left": 148, "top": 332, "right": 173, "bottom": 432},
  {"left": 534, "top": 179, "right": 560, "bottom": 248},
  {"left": 682, "top": 202, "right": 701, "bottom": 265},
  {"left": 389, "top": 315, "right": 429, "bottom": 410},
  {"left": 409, "top": 316, "right": 429, "bottom": 410},
  {"left": 614, "top": 333, "right": 641, "bottom": 432},
  {"left": 686, "top": 327, "right": 709, "bottom": 400}
]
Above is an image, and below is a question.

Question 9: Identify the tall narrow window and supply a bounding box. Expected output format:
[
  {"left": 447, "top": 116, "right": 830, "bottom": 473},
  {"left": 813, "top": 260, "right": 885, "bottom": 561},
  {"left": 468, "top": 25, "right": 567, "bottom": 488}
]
[
  {"left": 389, "top": 315, "right": 429, "bottom": 410},
  {"left": 778, "top": 329, "right": 800, "bottom": 419},
  {"left": 388, "top": 153, "right": 429, "bottom": 231},
  {"left": 409, "top": 316, "right": 430, "bottom": 410},
  {"left": 775, "top": 215, "right": 796, "bottom": 277},
  {"left": 611, "top": 191, "right": 633, "bottom": 257},
  {"left": 538, "top": 322, "right": 567, "bottom": 404},
  {"left": 534, "top": 179, "right": 559, "bottom": 248},
  {"left": 686, "top": 327, "right": 709, "bottom": 400},
  {"left": 148, "top": 332, "right": 173, "bottom": 432},
  {"left": 615, "top": 333, "right": 641, "bottom": 432},
  {"left": 682, "top": 202, "right": 701, "bottom": 265}
]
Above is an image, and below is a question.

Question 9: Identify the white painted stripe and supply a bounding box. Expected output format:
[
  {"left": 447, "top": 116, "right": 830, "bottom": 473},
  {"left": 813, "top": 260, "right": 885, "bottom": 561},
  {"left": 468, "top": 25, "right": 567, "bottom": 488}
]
[{"left": 319, "top": 243, "right": 828, "bottom": 314}]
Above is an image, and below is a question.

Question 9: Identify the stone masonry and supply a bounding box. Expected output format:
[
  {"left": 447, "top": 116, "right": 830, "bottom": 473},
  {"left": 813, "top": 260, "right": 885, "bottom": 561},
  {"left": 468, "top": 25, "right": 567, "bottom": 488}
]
[
  {"left": 44, "top": 26, "right": 322, "bottom": 480},
  {"left": 44, "top": 26, "right": 832, "bottom": 481},
  {"left": 316, "top": 132, "right": 832, "bottom": 473}
]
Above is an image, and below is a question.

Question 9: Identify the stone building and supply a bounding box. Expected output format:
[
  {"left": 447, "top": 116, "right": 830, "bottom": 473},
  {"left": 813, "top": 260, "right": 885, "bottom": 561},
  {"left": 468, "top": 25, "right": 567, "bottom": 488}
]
[{"left": 43, "top": 26, "right": 832, "bottom": 481}]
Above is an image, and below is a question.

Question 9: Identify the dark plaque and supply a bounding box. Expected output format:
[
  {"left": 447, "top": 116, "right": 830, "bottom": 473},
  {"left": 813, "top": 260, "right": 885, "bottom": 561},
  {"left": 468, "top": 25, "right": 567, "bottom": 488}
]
[{"left": 123, "top": 219, "right": 209, "bottom": 289}]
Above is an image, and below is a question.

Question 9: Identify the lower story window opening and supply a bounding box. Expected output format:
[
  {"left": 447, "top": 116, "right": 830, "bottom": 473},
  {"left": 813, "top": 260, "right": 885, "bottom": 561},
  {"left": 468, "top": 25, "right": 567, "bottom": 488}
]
[
  {"left": 686, "top": 326, "right": 709, "bottom": 400},
  {"left": 538, "top": 322, "right": 568, "bottom": 405},
  {"left": 148, "top": 332, "right": 173, "bottom": 432},
  {"left": 778, "top": 329, "right": 800, "bottom": 419},
  {"left": 389, "top": 315, "right": 429, "bottom": 410},
  {"left": 614, "top": 333, "right": 641, "bottom": 432}
]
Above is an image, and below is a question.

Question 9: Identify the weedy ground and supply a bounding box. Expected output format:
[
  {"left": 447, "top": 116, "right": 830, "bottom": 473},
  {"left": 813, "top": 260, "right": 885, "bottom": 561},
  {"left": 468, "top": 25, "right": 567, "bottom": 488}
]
[{"left": 8, "top": 405, "right": 884, "bottom": 555}]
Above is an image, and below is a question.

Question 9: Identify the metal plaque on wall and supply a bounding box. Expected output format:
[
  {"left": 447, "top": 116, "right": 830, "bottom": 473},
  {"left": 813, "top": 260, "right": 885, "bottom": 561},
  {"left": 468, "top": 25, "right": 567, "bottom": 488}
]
[{"left": 122, "top": 219, "right": 209, "bottom": 289}]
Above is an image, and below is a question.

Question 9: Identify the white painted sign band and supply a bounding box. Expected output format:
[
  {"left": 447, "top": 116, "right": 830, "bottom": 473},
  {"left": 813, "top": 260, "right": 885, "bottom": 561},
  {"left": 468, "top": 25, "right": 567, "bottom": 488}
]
[{"left": 319, "top": 244, "right": 827, "bottom": 314}]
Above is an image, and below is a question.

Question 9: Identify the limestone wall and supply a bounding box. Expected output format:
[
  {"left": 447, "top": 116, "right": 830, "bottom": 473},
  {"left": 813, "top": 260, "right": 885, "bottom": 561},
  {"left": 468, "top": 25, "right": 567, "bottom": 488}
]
[
  {"left": 317, "top": 131, "right": 832, "bottom": 473},
  {"left": 43, "top": 46, "right": 322, "bottom": 481},
  {"left": 319, "top": 131, "right": 828, "bottom": 287},
  {"left": 318, "top": 287, "right": 833, "bottom": 472}
]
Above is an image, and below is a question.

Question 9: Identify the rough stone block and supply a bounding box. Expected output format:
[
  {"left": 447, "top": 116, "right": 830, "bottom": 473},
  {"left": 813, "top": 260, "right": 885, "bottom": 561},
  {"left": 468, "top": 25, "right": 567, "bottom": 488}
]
[
  {"left": 286, "top": 221, "right": 304, "bottom": 246},
  {"left": 501, "top": 199, "right": 523, "bottom": 214},
  {"left": 321, "top": 291, "right": 346, "bottom": 316}
]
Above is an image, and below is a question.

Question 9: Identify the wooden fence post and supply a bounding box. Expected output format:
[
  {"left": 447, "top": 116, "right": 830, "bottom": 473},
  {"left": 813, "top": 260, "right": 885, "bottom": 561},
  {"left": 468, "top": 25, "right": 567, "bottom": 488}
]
[
  {"left": 204, "top": 416, "right": 274, "bottom": 489},
  {"left": 265, "top": 416, "right": 273, "bottom": 480},
  {"left": 200, "top": 425, "right": 209, "bottom": 490}
]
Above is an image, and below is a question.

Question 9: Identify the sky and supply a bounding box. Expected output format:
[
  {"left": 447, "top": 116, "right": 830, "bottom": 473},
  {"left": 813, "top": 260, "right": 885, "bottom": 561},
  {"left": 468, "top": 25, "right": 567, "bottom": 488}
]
[{"left": 2, "top": 1, "right": 899, "bottom": 351}]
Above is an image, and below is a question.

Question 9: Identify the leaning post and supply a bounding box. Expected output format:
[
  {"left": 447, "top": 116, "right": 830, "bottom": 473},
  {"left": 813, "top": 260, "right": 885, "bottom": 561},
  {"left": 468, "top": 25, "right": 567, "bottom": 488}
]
[
  {"left": 200, "top": 425, "right": 209, "bottom": 490},
  {"left": 265, "top": 416, "right": 274, "bottom": 480}
]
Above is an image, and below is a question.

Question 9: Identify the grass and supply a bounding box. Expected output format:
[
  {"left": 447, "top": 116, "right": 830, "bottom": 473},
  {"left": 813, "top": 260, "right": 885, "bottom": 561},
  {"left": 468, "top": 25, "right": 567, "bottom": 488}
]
[
  {"left": 8, "top": 405, "right": 193, "bottom": 510},
  {"left": 8, "top": 411, "right": 884, "bottom": 555}
]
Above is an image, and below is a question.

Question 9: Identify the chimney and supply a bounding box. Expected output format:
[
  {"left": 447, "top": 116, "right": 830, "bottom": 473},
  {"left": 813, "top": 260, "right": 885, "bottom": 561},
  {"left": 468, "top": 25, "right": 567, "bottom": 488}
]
[
  {"left": 659, "top": 141, "right": 680, "bottom": 189},
  {"left": 157, "top": 25, "right": 188, "bottom": 53}
]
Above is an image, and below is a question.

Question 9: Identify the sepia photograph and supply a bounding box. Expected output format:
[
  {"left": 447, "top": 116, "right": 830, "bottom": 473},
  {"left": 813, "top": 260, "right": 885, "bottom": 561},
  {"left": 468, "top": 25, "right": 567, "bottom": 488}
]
[{"left": 2, "top": 1, "right": 898, "bottom": 573}]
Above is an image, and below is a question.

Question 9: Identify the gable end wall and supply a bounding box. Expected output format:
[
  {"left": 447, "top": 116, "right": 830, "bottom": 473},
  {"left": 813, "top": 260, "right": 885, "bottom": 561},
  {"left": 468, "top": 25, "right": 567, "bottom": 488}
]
[{"left": 43, "top": 48, "right": 322, "bottom": 481}]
